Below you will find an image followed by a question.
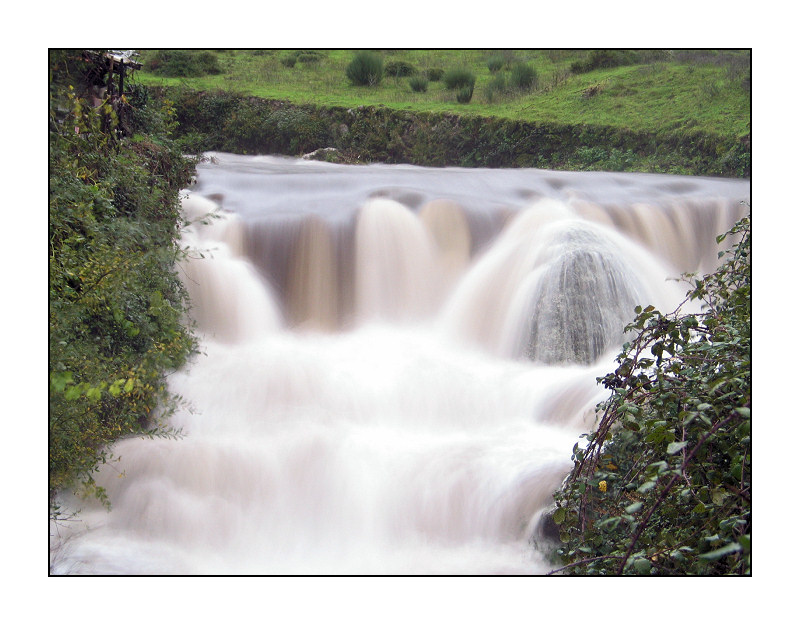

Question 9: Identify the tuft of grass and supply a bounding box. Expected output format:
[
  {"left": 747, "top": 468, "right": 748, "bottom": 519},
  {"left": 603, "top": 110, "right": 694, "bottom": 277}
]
[
  {"left": 424, "top": 67, "right": 444, "bottom": 81},
  {"left": 442, "top": 67, "right": 476, "bottom": 90},
  {"left": 148, "top": 50, "right": 222, "bottom": 77},
  {"left": 346, "top": 51, "right": 384, "bottom": 86},
  {"left": 455, "top": 84, "right": 474, "bottom": 103},
  {"left": 409, "top": 75, "right": 428, "bottom": 92},
  {"left": 509, "top": 62, "right": 538, "bottom": 91},
  {"left": 487, "top": 54, "right": 505, "bottom": 73},
  {"left": 386, "top": 60, "right": 416, "bottom": 77}
]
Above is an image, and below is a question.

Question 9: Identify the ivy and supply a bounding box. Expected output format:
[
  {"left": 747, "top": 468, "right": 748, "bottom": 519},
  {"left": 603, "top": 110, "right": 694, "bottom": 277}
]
[{"left": 549, "top": 212, "right": 751, "bottom": 575}]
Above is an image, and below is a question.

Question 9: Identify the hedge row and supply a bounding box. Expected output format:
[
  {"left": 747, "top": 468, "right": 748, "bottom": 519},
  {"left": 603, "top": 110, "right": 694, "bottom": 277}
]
[{"left": 156, "top": 87, "right": 750, "bottom": 178}]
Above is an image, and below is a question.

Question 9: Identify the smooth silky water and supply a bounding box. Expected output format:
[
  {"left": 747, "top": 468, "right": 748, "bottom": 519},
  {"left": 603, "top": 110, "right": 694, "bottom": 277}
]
[{"left": 49, "top": 153, "right": 750, "bottom": 575}]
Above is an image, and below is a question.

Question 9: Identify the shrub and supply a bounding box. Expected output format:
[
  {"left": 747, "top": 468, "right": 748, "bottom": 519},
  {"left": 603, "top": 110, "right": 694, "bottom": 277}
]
[
  {"left": 346, "top": 51, "right": 384, "bottom": 86},
  {"left": 549, "top": 215, "right": 751, "bottom": 575},
  {"left": 443, "top": 67, "right": 476, "bottom": 90},
  {"left": 509, "top": 62, "right": 538, "bottom": 91},
  {"left": 455, "top": 84, "right": 474, "bottom": 103},
  {"left": 385, "top": 60, "right": 416, "bottom": 77},
  {"left": 484, "top": 73, "right": 507, "bottom": 103},
  {"left": 269, "top": 107, "right": 330, "bottom": 154},
  {"left": 281, "top": 53, "right": 298, "bottom": 68},
  {"left": 409, "top": 75, "right": 429, "bottom": 92},
  {"left": 571, "top": 49, "right": 641, "bottom": 74},
  {"left": 487, "top": 55, "right": 505, "bottom": 73},
  {"left": 297, "top": 50, "right": 325, "bottom": 64},
  {"left": 424, "top": 67, "right": 444, "bottom": 81},
  {"left": 148, "top": 50, "right": 222, "bottom": 77}
]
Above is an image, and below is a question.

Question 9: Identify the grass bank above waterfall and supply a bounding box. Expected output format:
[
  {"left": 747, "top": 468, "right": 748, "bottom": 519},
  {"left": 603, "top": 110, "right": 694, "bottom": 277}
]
[{"left": 135, "top": 49, "right": 751, "bottom": 177}]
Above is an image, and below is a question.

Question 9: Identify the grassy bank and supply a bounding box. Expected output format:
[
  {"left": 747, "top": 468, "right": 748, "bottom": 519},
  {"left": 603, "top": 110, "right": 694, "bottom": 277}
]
[
  {"left": 136, "top": 49, "right": 750, "bottom": 138},
  {"left": 135, "top": 49, "right": 750, "bottom": 177}
]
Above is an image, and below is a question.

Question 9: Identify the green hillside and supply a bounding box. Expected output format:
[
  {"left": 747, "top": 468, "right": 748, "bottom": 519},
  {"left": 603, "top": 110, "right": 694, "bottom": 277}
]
[{"left": 135, "top": 49, "right": 750, "bottom": 139}]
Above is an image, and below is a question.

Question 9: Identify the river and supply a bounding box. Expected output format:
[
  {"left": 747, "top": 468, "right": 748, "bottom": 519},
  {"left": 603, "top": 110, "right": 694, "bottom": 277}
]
[{"left": 49, "top": 153, "right": 749, "bottom": 574}]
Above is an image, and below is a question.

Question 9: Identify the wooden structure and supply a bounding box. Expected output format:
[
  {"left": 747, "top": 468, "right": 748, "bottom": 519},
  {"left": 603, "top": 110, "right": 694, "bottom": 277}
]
[
  {"left": 81, "top": 50, "right": 143, "bottom": 137},
  {"left": 82, "top": 50, "right": 141, "bottom": 98}
]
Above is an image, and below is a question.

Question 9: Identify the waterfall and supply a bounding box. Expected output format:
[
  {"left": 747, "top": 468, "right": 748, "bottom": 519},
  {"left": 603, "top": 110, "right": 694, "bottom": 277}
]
[{"left": 50, "top": 154, "right": 749, "bottom": 575}]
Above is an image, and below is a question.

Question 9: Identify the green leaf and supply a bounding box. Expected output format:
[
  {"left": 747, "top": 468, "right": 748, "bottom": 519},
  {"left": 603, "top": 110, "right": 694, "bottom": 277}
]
[
  {"left": 699, "top": 542, "right": 742, "bottom": 560},
  {"left": 633, "top": 558, "right": 652, "bottom": 574},
  {"left": 552, "top": 507, "right": 566, "bottom": 525},
  {"left": 51, "top": 371, "right": 74, "bottom": 392},
  {"left": 123, "top": 378, "right": 135, "bottom": 393},
  {"left": 65, "top": 384, "right": 83, "bottom": 401},
  {"left": 693, "top": 502, "right": 706, "bottom": 514},
  {"left": 666, "top": 441, "right": 689, "bottom": 455},
  {"left": 85, "top": 386, "right": 102, "bottom": 403},
  {"left": 738, "top": 535, "right": 751, "bottom": 553},
  {"left": 670, "top": 550, "right": 686, "bottom": 562},
  {"left": 625, "top": 502, "right": 643, "bottom": 514},
  {"left": 108, "top": 379, "right": 124, "bottom": 397},
  {"left": 711, "top": 489, "right": 727, "bottom": 506},
  {"left": 637, "top": 481, "right": 656, "bottom": 493}
]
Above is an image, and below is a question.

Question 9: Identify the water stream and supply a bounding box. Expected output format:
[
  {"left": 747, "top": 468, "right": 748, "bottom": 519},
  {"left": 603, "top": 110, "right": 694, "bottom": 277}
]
[{"left": 50, "top": 153, "right": 749, "bottom": 574}]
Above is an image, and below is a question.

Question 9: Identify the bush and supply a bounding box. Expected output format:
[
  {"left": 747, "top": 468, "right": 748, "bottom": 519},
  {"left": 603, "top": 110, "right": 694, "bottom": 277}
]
[
  {"left": 148, "top": 49, "right": 222, "bottom": 77},
  {"left": 297, "top": 50, "right": 325, "bottom": 64},
  {"left": 424, "top": 67, "right": 444, "bottom": 81},
  {"left": 281, "top": 50, "right": 325, "bottom": 68},
  {"left": 455, "top": 84, "right": 474, "bottom": 103},
  {"left": 409, "top": 75, "right": 428, "bottom": 92},
  {"left": 484, "top": 73, "right": 507, "bottom": 102},
  {"left": 221, "top": 102, "right": 330, "bottom": 155},
  {"left": 443, "top": 67, "right": 476, "bottom": 90},
  {"left": 346, "top": 51, "right": 384, "bottom": 86},
  {"left": 570, "top": 49, "right": 641, "bottom": 74},
  {"left": 385, "top": 60, "right": 416, "bottom": 77},
  {"left": 269, "top": 107, "right": 330, "bottom": 154},
  {"left": 509, "top": 62, "right": 538, "bottom": 91},
  {"left": 487, "top": 55, "right": 505, "bottom": 73},
  {"left": 549, "top": 215, "right": 751, "bottom": 575}
]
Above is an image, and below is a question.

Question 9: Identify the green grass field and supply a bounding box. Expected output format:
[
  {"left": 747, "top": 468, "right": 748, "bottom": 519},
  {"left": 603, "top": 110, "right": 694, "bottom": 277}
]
[{"left": 135, "top": 49, "right": 750, "bottom": 139}]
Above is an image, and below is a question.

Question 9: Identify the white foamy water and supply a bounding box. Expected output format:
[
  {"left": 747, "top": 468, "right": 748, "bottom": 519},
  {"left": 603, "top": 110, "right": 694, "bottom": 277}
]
[{"left": 50, "top": 154, "right": 749, "bottom": 575}]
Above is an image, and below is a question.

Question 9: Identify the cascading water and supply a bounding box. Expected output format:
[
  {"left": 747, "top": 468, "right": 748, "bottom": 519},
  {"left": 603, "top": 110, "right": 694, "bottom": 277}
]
[{"left": 49, "top": 153, "right": 749, "bottom": 575}]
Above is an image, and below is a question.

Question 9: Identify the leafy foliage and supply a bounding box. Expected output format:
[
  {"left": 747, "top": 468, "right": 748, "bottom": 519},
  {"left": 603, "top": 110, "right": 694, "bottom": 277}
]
[
  {"left": 161, "top": 86, "right": 749, "bottom": 176},
  {"left": 549, "top": 213, "right": 751, "bottom": 575},
  {"left": 49, "top": 50, "right": 197, "bottom": 511}
]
